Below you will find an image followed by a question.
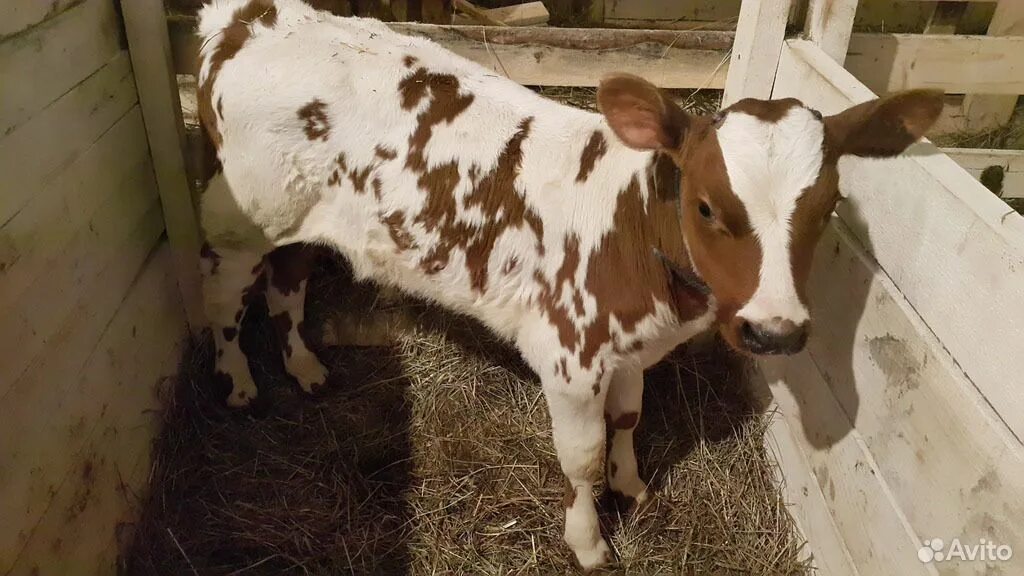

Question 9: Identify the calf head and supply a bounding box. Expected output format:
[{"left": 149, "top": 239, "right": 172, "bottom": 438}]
[{"left": 597, "top": 74, "right": 942, "bottom": 356}]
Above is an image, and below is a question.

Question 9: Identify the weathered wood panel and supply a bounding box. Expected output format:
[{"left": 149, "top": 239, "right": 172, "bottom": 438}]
[
  {"left": 5, "top": 245, "right": 184, "bottom": 576},
  {"left": 845, "top": 33, "right": 1024, "bottom": 94},
  {"left": 0, "top": 108, "right": 151, "bottom": 318},
  {"left": 0, "top": 52, "right": 138, "bottom": 227},
  {"left": 722, "top": 0, "right": 791, "bottom": 105},
  {"left": 0, "top": 0, "right": 84, "bottom": 38},
  {"left": 0, "top": 0, "right": 123, "bottom": 136}
]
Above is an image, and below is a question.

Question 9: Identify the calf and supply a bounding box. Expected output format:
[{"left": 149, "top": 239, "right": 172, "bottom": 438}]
[{"left": 195, "top": 0, "right": 942, "bottom": 569}]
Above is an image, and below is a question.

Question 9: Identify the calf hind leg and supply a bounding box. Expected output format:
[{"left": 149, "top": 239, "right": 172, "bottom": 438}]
[
  {"left": 200, "top": 244, "right": 266, "bottom": 407},
  {"left": 266, "top": 244, "right": 328, "bottom": 393}
]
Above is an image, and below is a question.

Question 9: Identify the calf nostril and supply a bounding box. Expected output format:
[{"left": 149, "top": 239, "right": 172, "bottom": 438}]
[{"left": 740, "top": 320, "right": 760, "bottom": 345}]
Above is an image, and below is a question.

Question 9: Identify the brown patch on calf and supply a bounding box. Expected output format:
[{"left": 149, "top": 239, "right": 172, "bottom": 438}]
[
  {"left": 722, "top": 97, "right": 802, "bottom": 123},
  {"left": 403, "top": 55, "right": 418, "bottom": 68},
  {"left": 562, "top": 477, "right": 577, "bottom": 509},
  {"left": 200, "top": 242, "right": 221, "bottom": 275},
  {"left": 382, "top": 211, "right": 417, "bottom": 251},
  {"left": 266, "top": 244, "right": 315, "bottom": 296},
  {"left": 197, "top": 0, "right": 278, "bottom": 149},
  {"left": 222, "top": 327, "right": 238, "bottom": 342},
  {"left": 607, "top": 411, "right": 639, "bottom": 430},
  {"left": 400, "top": 68, "right": 476, "bottom": 173},
  {"left": 374, "top": 145, "right": 398, "bottom": 160},
  {"left": 534, "top": 234, "right": 584, "bottom": 351},
  {"left": 271, "top": 312, "right": 294, "bottom": 357},
  {"left": 576, "top": 130, "right": 608, "bottom": 182},
  {"left": 298, "top": 99, "right": 331, "bottom": 141}
]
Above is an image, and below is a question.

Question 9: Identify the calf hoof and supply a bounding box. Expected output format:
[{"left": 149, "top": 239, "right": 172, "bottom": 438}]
[
  {"left": 288, "top": 354, "right": 329, "bottom": 394},
  {"left": 572, "top": 538, "right": 613, "bottom": 573},
  {"left": 226, "top": 376, "right": 258, "bottom": 407}
]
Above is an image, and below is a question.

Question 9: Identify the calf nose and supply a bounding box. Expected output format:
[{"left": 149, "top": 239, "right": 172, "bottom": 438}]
[{"left": 740, "top": 318, "right": 808, "bottom": 355}]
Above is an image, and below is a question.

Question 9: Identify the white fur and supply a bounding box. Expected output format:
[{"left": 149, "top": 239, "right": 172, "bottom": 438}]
[{"left": 716, "top": 107, "right": 823, "bottom": 327}]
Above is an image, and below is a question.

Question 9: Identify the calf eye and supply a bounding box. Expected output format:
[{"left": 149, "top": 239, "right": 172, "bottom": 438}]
[{"left": 698, "top": 200, "right": 714, "bottom": 220}]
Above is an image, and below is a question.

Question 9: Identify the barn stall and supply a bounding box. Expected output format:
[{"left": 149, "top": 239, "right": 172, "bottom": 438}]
[{"left": 2, "top": 0, "right": 1022, "bottom": 574}]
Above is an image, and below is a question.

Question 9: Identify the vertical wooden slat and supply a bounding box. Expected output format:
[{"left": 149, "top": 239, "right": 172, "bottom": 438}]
[
  {"left": 803, "top": 0, "right": 858, "bottom": 64},
  {"left": 962, "top": 0, "right": 1024, "bottom": 131},
  {"left": 723, "top": 0, "right": 793, "bottom": 106},
  {"left": 119, "top": 0, "right": 207, "bottom": 334}
]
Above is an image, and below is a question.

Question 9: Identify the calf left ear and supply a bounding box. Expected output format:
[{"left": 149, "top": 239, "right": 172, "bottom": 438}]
[
  {"left": 597, "top": 73, "right": 691, "bottom": 151},
  {"left": 824, "top": 89, "right": 944, "bottom": 158}
]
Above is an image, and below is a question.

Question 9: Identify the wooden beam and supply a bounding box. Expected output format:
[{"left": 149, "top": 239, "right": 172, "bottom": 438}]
[
  {"left": 845, "top": 33, "right": 1024, "bottom": 94},
  {"left": 923, "top": 0, "right": 967, "bottom": 35},
  {"left": 451, "top": 1, "right": 549, "bottom": 26},
  {"left": 723, "top": 0, "right": 793, "bottom": 105},
  {"left": 121, "top": 0, "right": 207, "bottom": 334},
  {"left": 962, "top": 0, "right": 1024, "bottom": 131},
  {"left": 942, "top": 147, "right": 1024, "bottom": 198},
  {"left": 803, "top": 0, "right": 857, "bottom": 64},
  {"left": 451, "top": 0, "right": 508, "bottom": 27},
  {"left": 167, "top": 17, "right": 734, "bottom": 88}
]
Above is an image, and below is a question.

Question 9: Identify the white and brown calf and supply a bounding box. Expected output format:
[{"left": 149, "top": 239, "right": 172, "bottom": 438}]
[{"left": 195, "top": 0, "right": 942, "bottom": 569}]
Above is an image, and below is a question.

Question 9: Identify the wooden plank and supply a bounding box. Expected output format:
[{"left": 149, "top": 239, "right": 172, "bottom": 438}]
[
  {"left": 0, "top": 201, "right": 165, "bottom": 571},
  {"left": 753, "top": 379, "right": 860, "bottom": 576},
  {"left": 962, "top": 0, "right": 1024, "bottom": 131},
  {"left": 0, "top": 0, "right": 122, "bottom": 137},
  {"left": 758, "top": 349, "right": 929, "bottom": 575},
  {"left": 0, "top": 108, "right": 151, "bottom": 314},
  {"left": 774, "top": 37, "right": 1024, "bottom": 450},
  {"left": 5, "top": 245, "right": 184, "bottom": 575},
  {"left": 121, "top": 0, "right": 207, "bottom": 334},
  {"left": 452, "top": 2, "right": 550, "bottom": 26},
  {"left": 0, "top": 52, "right": 138, "bottom": 227},
  {"left": 0, "top": 0, "right": 83, "bottom": 38},
  {"left": 722, "top": 0, "right": 792, "bottom": 105},
  {"left": 942, "top": 148, "right": 1024, "bottom": 198},
  {"left": 168, "top": 17, "right": 734, "bottom": 88},
  {"left": 804, "top": 0, "right": 858, "bottom": 64},
  {"left": 787, "top": 219, "right": 1024, "bottom": 575},
  {"left": 845, "top": 33, "right": 1024, "bottom": 94},
  {"left": 0, "top": 135, "right": 160, "bottom": 397},
  {"left": 451, "top": 0, "right": 508, "bottom": 26},
  {"left": 604, "top": 0, "right": 742, "bottom": 22}
]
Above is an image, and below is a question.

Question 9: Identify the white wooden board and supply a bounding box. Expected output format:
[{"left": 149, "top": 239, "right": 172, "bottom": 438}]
[
  {"left": 722, "top": 0, "right": 791, "bottom": 105},
  {"left": 0, "top": 0, "right": 83, "bottom": 38},
  {"left": 845, "top": 33, "right": 1024, "bottom": 94},
  {"left": 0, "top": 52, "right": 138, "bottom": 227},
  {"left": 0, "top": 0, "right": 123, "bottom": 136},
  {"left": 0, "top": 108, "right": 151, "bottom": 314},
  {"left": 6, "top": 244, "right": 184, "bottom": 575}
]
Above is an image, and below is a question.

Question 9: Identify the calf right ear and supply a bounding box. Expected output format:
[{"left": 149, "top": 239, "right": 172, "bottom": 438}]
[{"left": 597, "top": 73, "right": 691, "bottom": 151}]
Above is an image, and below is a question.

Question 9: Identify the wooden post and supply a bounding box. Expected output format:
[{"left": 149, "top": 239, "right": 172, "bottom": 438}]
[
  {"left": 803, "top": 0, "right": 857, "bottom": 64},
  {"left": 963, "top": 0, "right": 1024, "bottom": 131},
  {"left": 723, "top": 0, "right": 794, "bottom": 106},
  {"left": 120, "top": 0, "right": 207, "bottom": 335}
]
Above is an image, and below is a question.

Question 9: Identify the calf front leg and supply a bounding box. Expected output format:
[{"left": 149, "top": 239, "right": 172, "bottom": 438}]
[
  {"left": 265, "top": 244, "right": 328, "bottom": 393},
  {"left": 200, "top": 244, "right": 265, "bottom": 407},
  {"left": 605, "top": 367, "right": 649, "bottom": 507},
  {"left": 544, "top": 378, "right": 613, "bottom": 571}
]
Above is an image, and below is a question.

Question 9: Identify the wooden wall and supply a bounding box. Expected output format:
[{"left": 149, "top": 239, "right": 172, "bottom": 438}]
[{"left": 0, "top": 1, "right": 186, "bottom": 574}]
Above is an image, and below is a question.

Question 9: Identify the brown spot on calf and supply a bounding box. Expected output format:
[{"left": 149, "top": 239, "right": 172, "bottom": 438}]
[
  {"left": 562, "top": 477, "right": 577, "bottom": 509},
  {"left": 298, "top": 99, "right": 331, "bottom": 141},
  {"left": 383, "top": 211, "right": 416, "bottom": 251},
  {"left": 272, "top": 312, "right": 294, "bottom": 357},
  {"left": 266, "top": 244, "right": 315, "bottom": 296},
  {"left": 576, "top": 130, "right": 608, "bottom": 182}
]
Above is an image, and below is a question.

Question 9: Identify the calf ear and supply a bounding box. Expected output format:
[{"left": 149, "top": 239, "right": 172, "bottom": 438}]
[
  {"left": 597, "top": 73, "right": 690, "bottom": 151},
  {"left": 825, "top": 89, "right": 944, "bottom": 158}
]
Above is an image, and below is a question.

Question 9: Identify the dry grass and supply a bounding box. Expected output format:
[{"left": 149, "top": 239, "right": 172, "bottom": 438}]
[
  {"left": 122, "top": 85, "right": 807, "bottom": 575},
  {"left": 122, "top": 254, "right": 808, "bottom": 575}
]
